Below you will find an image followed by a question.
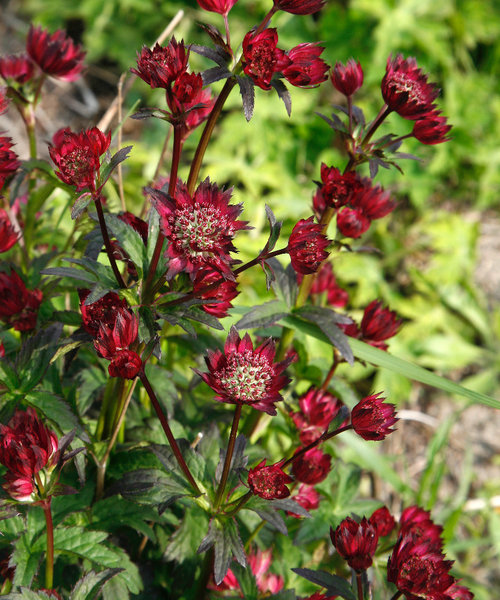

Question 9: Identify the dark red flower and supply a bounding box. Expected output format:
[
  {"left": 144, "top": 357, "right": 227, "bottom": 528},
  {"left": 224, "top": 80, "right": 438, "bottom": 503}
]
[
  {"left": 27, "top": 25, "right": 85, "bottom": 81},
  {"left": 0, "top": 135, "right": 21, "bottom": 191},
  {"left": 288, "top": 216, "right": 330, "bottom": 274},
  {"left": 400, "top": 506, "right": 444, "bottom": 552},
  {"left": 0, "top": 209, "right": 19, "bottom": 253},
  {"left": 283, "top": 43, "right": 329, "bottom": 88},
  {"left": 360, "top": 300, "right": 402, "bottom": 350},
  {"left": 291, "top": 386, "right": 346, "bottom": 445},
  {"left": 381, "top": 54, "right": 439, "bottom": 120},
  {"left": 0, "top": 54, "right": 35, "bottom": 85},
  {"left": 0, "top": 408, "right": 59, "bottom": 502},
  {"left": 193, "top": 268, "right": 239, "bottom": 318},
  {"left": 248, "top": 459, "right": 293, "bottom": 499},
  {"left": 108, "top": 349, "right": 143, "bottom": 379},
  {"left": 413, "top": 112, "right": 452, "bottom": 145},
  {"left": 79, "top": 290, "right": 130, "bottom": 338},
  {"left": 131, "top": 39, "right": 188, "bottom": 89},
  {"left": 242, "top": 29, "right": 291, "bottom": 90},
  {"left": 369, "top": 506, "right": 396, "bottom": 537},
  {"left": 0, "top": 269, "right": 42, "bottom": 331},
  {"left": 150, "top": 179, "right": 248, "bottom": 280},
  {"left": 306, "top": 262, "right": 349, "bottom": 308},
  {"left": 331, "top": 59, "right": 363, "bottom": 97},
  {"left": 273, "top": 0, "right": 325, "bottom": 14},
  {"left": 313, "top": 166, "right": 362, "bottom": 216},
  {"left": 291, "top": 483, "right": 320, "bottom": 513},
  {"left": 197, "top": 0, "right": 238, "bottom": 15},
  {"left": 351, "top": 184, "right": 396, "bottom": 220},
  {"left": 291, "top": 447, "right": 331, "bottom": 484},
  {"left": 351, "top": 393, "right": 397, "bottom": 441},
  {"left": 196, "top": 326, "right": 291, "bottom": 415},
  {"left": 170, "top": 72, "right": 204, "bottom": 110},
  {"left": 49, "top": 126, "right": 111, "bottom": 191},
  {"left": 330, "top": 517, "right": 379, "bottom": 572},
  {"left": 183, "top": 86, "right": 215, "bottom": 138},
  {"left": 336, "top": 206, "right": 371, "bottom": 238}
]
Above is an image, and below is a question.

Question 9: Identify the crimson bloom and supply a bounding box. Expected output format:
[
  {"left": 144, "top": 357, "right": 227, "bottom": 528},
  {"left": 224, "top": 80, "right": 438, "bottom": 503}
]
[
  {"left": 197, "top": 0, "right": 238, "bottom": 15},
  {"left": 49, "top": 126, "right": 111, "bottom": 191},
  {"left": 360, "top": 300, "right": 402, "bottom": 350},
  {"left": 381, "top": 54, "right": 439, "bottom": 120},
  {"left": 94, "top": 310, "right": 142, "bottom": 379},
  {"left": 197, "top": 326, "right": 291, "bottom": 415},
  {"left": 445, "top": 582, "right": 474, "bottom": 599},
  {"left": 273, "top": 0, "right": 325, "bottom": 14},
  {"left": 27, "top": 25, "right": 85, "bottom": 81},
  {"left": 79, "top": 290, "right": 130, "bottom": 338},
  {"left": 313, "top": 165, "right": 361, "bottom": 213},
  {"left": 309, "top": 262, "right": 349, "bottom": 307},
  {"left": 182, "top": 86, "right": 215, "bottom": 138},
  {"left": 0, "top": 54, "right": 35, "bottom": 85},
  {"left": 0, "top": 136, "right": 20, "bottom": 191},
  {"left": 400, "top": 505, "right": 444, "bottom": 552},
  {"left": 193, "top": 268, "right": 239, "bottom": 318},
  {"left": 132, "top": 39, "right": 188, "bottom": 89},
  {"left": 330, "top": 517, "right": 379, "bottom": 572},
  {"left": 283, "top": 43, "right": 330, "bottom": 88},
  {"left": 351, "top": 393, "right": 397, "bottom": 441},
  {"left": 351, "top": 184, "right": 396, "bottom": 220},
  {"left": 413, "top": 112, "right": 452, "bottom": 145},
  {"left": 291, "top": 387, "right": 346, "bottom": 445},
  {"left": 242, "top": 29, "right": 291, "bottom": 90},
  {"left": 291, "top": 483, "right": 320, "bottom": 513},
  {"left": 150, "top": 179, "right": 248, "bottom": 280},
  {"left": 288, "top": 217, "right": 330, "bottom": 274},
  {"left": 0, "top": 209, "right": 19, "bottom": 253},
  {"left": 291, "top": 446, "right": 331, "bottom": 484},
  {"left": 248, "top": 459, "right": 293, "bottom": 499},
  {"left": 336, "top": 207, "right": 371, "bottom": 239},
  {"left": 331, "top": 59, "right": 364, "bottom": 97},
  {"left": 0, "top": 408, "right": 59, "bottom": 502},
  {"left": 0, "top": 269, "right": 42, "bottom": 331},
  {"left": 369, "top": 506, "right": 396, "bottom": 537}
]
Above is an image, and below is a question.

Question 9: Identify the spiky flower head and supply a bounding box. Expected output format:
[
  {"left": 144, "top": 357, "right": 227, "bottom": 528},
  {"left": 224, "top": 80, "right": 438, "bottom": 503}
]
[
  {"left": 27, "top": 25, "right": 85, "bottom": 81},
  {"left": 0, "top": 54, "right": 35, "bottom": 85},
  {"left": 283, "top": 43, "right": 330, "bottom": 88},
  {"left": 193, "top": 268, "right": 239, "bottom": 318},
  {"left": 150, "top": 179, "right": 249, "bottom": 281},
  {"left": 197, "top": 326, "right": 291, "bottom": 415},
  {"left": 360, "top": 300, "right": 402, "bottom": 350},
  {"left": 94, "top": 310, "right": 142, "bottom": 379},
  {"left": 413, "top": 112, "right": 452, "bottom": 145},
  {"left": 369, "top": 506, "right": 396, "bottom": 537},
  {"left": 131, "top": 39, "right": 188, "bottom": 89},
  {"left": 79, "top": 290, "right": 130, "bottom": 338},
  {"left": 248, "top": 459, "right": 293, "bottom": 499},
  {"left": 351, "top": 393, "right": 398, "bottom": 441},
  {"left": 330, "top": 517, "right": 379, "bottom": 572},
  {"left": 331, "top": 59, "right": 364, "bottom": 97},
  {"left": 288, "top": 216, "right": 330, "bottom": 274},
  {"left": 242, "top": 29, "right": 291, "bottom": 90},
  {"left": 291, "top": 447, "right": 331, "bottom": 484},
  {"left": 291, "top": 387, "right": 346, "bottom": 445}
]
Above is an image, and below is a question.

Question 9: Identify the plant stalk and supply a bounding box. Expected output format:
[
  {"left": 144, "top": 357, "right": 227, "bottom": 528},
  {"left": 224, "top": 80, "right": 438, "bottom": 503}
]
[
  {"left": 214, "top": 403, "right": 242, "bottom": 511},
  {"left": 281, "top": 424, "right": 352, "bottom": 470},
  {"left": 42, "top": 498, "right": 54, "bottom": 590},
  {"left": 93, "top": 193, "right": 126, "bottom": 288},
  {"left": 356, "top": 572, "right": 364, "bottom": 600}
]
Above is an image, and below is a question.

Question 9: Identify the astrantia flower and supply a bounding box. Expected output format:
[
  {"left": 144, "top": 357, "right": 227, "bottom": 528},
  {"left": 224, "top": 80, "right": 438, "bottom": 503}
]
[
  {"left": 183, "top": 86, "right": 215, "bottom": 138},
  {"left": 413, "top": 112, "right": 452, "bottom": 145},
  {"left": 248, "top": 459, "right": 293, "bottom": 499},
  {"left": 291, "top": 447, "right": 331, "bottom": 484},
  {"left": 216, "top": 549, "right": 284, "bottom": 594},
  {"left": 0, "top": 408, "right": 59, "bottom": 502},
  {"left": 149, "top": 179, "right": 248, "bottom": 280},
  {"left": 351, "top": 184, "right": 396, "bottom": 220},
  {"left": 330, "top": 517, "right": 379, "bottom": 572},
  {"left": 313, "top": 165, "right": 361, "bottom": 217},
  {"left": 0, "top": 136, "right": 20, "bottom": 191},
  {"left": 336, "top": 206, "right": 370, "bottom": 239},
  {"left": 242, "top": 29, "right": 291, "bottom": 90},
  {"left": 0, "top": 54, "right": 35, "bottom": 85},
  {"left": 193, "top": 268, "right": 239, "bottom": 318},
  {"left": 49, "top": 126, "right": 111, "bottom": 191},
  {"left": 79, "top": 290, "right": 130, "bottom": 338},
  {"left": 351, "top": 393, "right": 397, "bottom": 441},
  {"left": 196, "top": 326, "right": 291, "bottom": 415},
  {"left": 273, "top": 0, "right": 325, "bottom": 15},
  {"left": 283, "top": 43, "right": 329, "bottom": 88},
  {"left": 369, "top": 506, "right": 396, "bottom": 537},
  {"left": 0, "top": 269, "right": 42, "bottom": 331},
  {"left": 381, "top": 54, "right": 439, "bottom": 120},
  {"left": 360, "top": 300, "right": 402, "bottom": 350},
  {"left": 197, "top": 0, "right": 238, "bottom": 15},
  {"left": 0, "top": 209, "right": 19, "bottom": 253},
  {"left": 132, "top": 39, "right": 188, "bottom": 89},
  {"left": 291, "top": 386, "right": 346, "bottom": 445},
  {"left": 331, "top": 59, "right": 363, "bottom": 97},
  {"left": 291, "top": 483, "right": 320, "bottom": 513},
  {"left": 288, "top": 217, "right": 330, "bottom": 274},
  {"left": 27, "top": 25, "right": 85, "bottom": 81},
  {"left": 400, "top": 505, "right": 444, "bottom": 552},
  {"left": 94, "top": 310, "right": 142, "bottom": 379}
]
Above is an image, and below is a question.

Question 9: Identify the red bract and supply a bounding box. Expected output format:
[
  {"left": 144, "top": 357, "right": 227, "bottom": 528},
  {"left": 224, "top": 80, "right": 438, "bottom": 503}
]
[
  {"left": 79, "top": 290, "right": 130, "bottom": 338},
  {"left": 351, "top": 184, "right": 396, "bottom": 220},
  {"left": 0, "top": 54, "right": 35, "bottom": 85},
  {"left": 108, "top": 350, "right": 143, "bottom": 379},
  {"left": 197, "top": 0, "right": 238, "bottom": 15},
  {"left": 313, "top": 165, "right": 361, "bottom": 212},
  {"left": 369, "top": 506, "right": 396, "bottom": 537},
  {"left": 0, "top": 269, "right": 42, "bottom": 331},
  {"left": 445, "top": 582, "right": 474, "bottom": 599},
  {"left": 330, "top": 517, "right": 379, "bottom": 572},
  {"left": 150, "top": 179, "right": 248, "bottom": 280},
  {"left": 291, "top": 447, "right": 331, "bottom": 484},
  {"left": 132, "top": 39, "right": 188, "bottom": 89},
  {"left": 94, "top": 310, "right": 142, "bottom": 379},
  {"left": 49, "top": 127, "right": 111, "bottom": 191},
  {"left": 336, "top": 206, "right": 370, "bottom": 239},
  {"left": 331, "top": 59, "right": 363, "bottom": 97},
  {"left": 291, "top": 386, "right": 346, "bottom": 445},
  {"left": 0, "top": 408, "right": 59, "bottom": 502},
  {"left": 197, "top": 326, "right": 291, "bottom": 415},
  {"left": 360, "top": 300, "right": 402, "bottom": 350},
  {"left": 288, "top": 217, "right": 330, "bottom": 274},
  {"left": 247, "top": 459, "right": 293, "bottom": 499},
  {"left": 381, "top": 54, "right": 439, "bottom": 120},
  {"left": 0, "top": 136, "right": 20, "bottom": 191},
  {"left": 273, "top": 0, "right": 325, "bottom": 14},
  {"left": 0, "top": 209, "right": 19, "bottom": 253},
  {"left": 183, "top": 86, "right": 215, "bottom": 138},
  {"left": 302, "top": 594, "right": 338, "bottom": 600},
  {"left": 27, "top": 25, "right": 85, "bottom": 81},
  {"left": 193, "top": 268, "right": 239, "bottom": 318},
  {"left": 400, "top": 505, "right": 444, "bottom": 552},
  {"left": 413, "top": 112, "right": 452, "bottom": 145},
  {"left": 283, "top": 43, "right": 330, "bottom": 88},
  {"left": 170, "top": 72, "right": 204, "bottom": 110},
  {"left": 242, "top": 29, "right": 291, "bottom": 90},
  {"left": 351, "top": 393, "right": 398, "bottom": 441}
]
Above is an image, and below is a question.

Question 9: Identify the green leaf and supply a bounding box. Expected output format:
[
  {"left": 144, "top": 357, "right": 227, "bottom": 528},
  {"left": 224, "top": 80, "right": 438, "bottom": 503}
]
[
  {"left": 41, "top": 266, "right": 97, "bottom": 284},
  {"left": 26, "top": 391, "right": 86, "bottom": 439},
  {"left": 3, "top": 589, "right": 54, "bottom": 599},
  {"left": 165, "top": 506, "right": 209, "bottom": 564},
  {"left": 263, "top": 204, "right": 283, "bottom": 253},
  {"left": 71, "top": 192, "right": 93, "bottom": 220},
  {"left": 99, "top": 146, "right": 132, "bottom": 189},
  {"left": 245, "top": 497, "right": 287, "bottom": 534},
  {"left": 231, "top": 562, "right": 259, "bottom": 600},
  {"left": 91, "top": 497, "right": 158, "bottom": 541},
  {"left": 236, "top": 300, "right": 289, "bottom": 330},
  {"left": 70, "top": 569, "right": 123, "bottom": 600},
  {"left": 114, "top": 468, "right": 188, "bottom": 505},
  {"left": 291, "top": 569, "right": 356, "bottom": 600},
  {"left": 267, "top": 258, "right": 298, "bottom": 308},
  {"left": 103, "top": 213, "right": 146, "bottom": 277},
  {"left": 11, "top": 535, "right": 42, "bottom": 588}
]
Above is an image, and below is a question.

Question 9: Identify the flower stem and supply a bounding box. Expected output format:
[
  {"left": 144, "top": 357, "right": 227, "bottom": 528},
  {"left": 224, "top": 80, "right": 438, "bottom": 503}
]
[
  {"left": 281, "top": 424, "right": 352, "bottom": 470},
  {"left": 362, "top": 104, "right": 392, "bottom": 146},
  {"left": 93, "top": 193, "right": 126, "bottom": 289},
  {"left": 320, "top": 350, "right": 341, "bottom": 391},
  {"left": 214, "top": 403, "right": 242, "bottom": 511},
  {"left": 356, "top": 572, "right": 364, "bottom": 600},
  {"left": 42, "top": 498, "right": 54, "bottom": 590},
  {"left": 139, "top": 368, "right": 201, "bottom": 495},
  {"left": 390, "top": 592, "right": 403, "bottom": 600}
]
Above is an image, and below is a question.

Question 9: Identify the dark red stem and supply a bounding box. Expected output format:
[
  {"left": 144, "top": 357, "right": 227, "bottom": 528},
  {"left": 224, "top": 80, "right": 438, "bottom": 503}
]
[
  {"left": 356, "top": 572, "right": 364, "bottom": 600},
  {"left": 281, "top": 424, "right": 352, "bottom": 470},
  {"left": 93, "top": 193, "right": 126, "bottom": 288},
  {"left": 214, "top": 403, "right": 242, "bottom": 510}
]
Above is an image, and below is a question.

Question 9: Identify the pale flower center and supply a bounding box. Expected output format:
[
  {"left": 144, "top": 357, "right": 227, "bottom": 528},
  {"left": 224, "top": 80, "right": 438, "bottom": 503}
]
[{"left": 216, "top": 350, "right": 274, "bottom": 402}]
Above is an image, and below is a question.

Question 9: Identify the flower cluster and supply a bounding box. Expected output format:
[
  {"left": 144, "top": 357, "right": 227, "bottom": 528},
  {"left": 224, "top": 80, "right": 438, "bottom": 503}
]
[
  {"left": 331, "top": 516, "right": 379, "bottom": 572},
  {"left": 288, "top": 217, "right": 330, "bottom": 274},
  {"left": 342, "top": 299, "right": 402, "bottom": 351},
  {"left": 0, "top": 269, "right": 42, "bottom": 331}
]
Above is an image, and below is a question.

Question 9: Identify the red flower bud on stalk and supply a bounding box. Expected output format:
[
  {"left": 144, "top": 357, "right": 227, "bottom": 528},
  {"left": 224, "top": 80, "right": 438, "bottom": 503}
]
[
  {"left": 283, "top": 43, "right": 330, "bottom": 88},
  {"left": 299, "top": 261, "right": 349, "bottom": 308},
  {"left": 291, "top": 386, "right": 346, "bottom": 445},
  {"left": 192, "top": 268, "right": 239, "bottom": 318},
  {"left": 0, "top": 209, "right": 19, "bottom": 253},
  {"left": 79, "top": 290, "right": 130, "bottom": 338},
  {"left": 288, "top": 217, "right": 330, "bottom": 274},
  {"left": 27, "top": 25, "right": 85, "bottom": 81},
  {"left": 273, "top": 0, "right": 325, "bottom": 15},
  {"left": 0, "top": 135, "right": 21, "bottom": 192},
  {"left": 336, "top": 206, "right": 370, "bottom": 239},
  {"left": 351, "top": 184, "right": 396, "bottom": 220},
  {"left": 0, "top": 269, "right": 42, "bottom": 331},
  {"left": 290, "top": 483, "right": 320, "bottom": 514},
  {"left": 242, "top": 29, "right": 291, "bottom": 90},
  {"left": 0, "top": 54, "right": 35, "bottom": 85},
  {"left": 247, "top": 459, "right": 293, "bottom": 499},
  {"left": 351, "top": 393, "right": 398, "bottom": 441},
  {"left": 132, "top": 39, "right": 188, "bottom": 89},
  {"left": 330, "top": 516, "right": 379, "bottom": 572},
  {"left": 291, "top": 446, "right": 331, "bottom": 484},
  {"left": 360, "top": 299, "right": 402, "bottom": 349},
  {"left": 197, "top": 0, "right": 238, "bottom": 15},
  {"left": 413, "top": 112, "right": 452, "bottom": 145},
  {"left": 313, "top": 165, "right": 361, "bottom": 212},
  {"left": 331, "top": 59, "right": 364, "bottom": 97},
  {"left": 369, "top": 506, "right": 396, "bottom": 537}
]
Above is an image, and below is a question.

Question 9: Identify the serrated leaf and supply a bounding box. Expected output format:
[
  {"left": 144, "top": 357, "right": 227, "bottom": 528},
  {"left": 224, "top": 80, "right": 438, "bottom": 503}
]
[
  {"left": 165, "top": 507, "right": 209, "bottom": 564},
  {"left": 112, "top": 468, "right": 188, "bottom": 505},
  {"left": 263, "top": 204, "right": 283, "bottom": 254},
  {"left": 10, "top": 535, "right": 42, "bottom": 587},
  {"left": 271, "top": 498, "right": 310, "bottom": 518},
  {"left": 246, "top": 498, "right": 288, "bottom": 534},
  {"left": 351, "top": 105, "right": 365, "bottom": 126},
  {"left": 70, "top": 569, "right": 123, "bottom": 600},
  {"left": 236, "top": 75, "right": 255, "bottom": 122},
  {"left": 231, "top": 562, "right": 259, "bottom": 600},
  {"left": 202, "top": 65, "right": 232, "bottom": 85},
  {"left": 41, "top": 266, "right": 97, "bottom": 284},
  {"left": 71, "top": 192, "right": 93, "bottom": 220},
  {"left": 190, "top": 44, "right": 229, "bottom": 67},
  {"left": 235, "top": 300, "right": 289, "bottom": 330},
  {"left": 316, "top": 111, "right": 348, "bottom": 133},
  {"left": 215, "top": 435, "right": 248, "bottom": 487},
  {"left": 91, "top": 497, "right": 159, "bottom": 541},
  {"left": 26, "top": 391, "right": 86, "bottom": 439},
  {"left": 103, "top": 213, "right": 146, "bottom": 277},
  {"left": 99, "top": 146, "right": 132, "bottom": 189},
  {"left": 3, "top": 589, "right": 53, "bottom": 600},
  {"left": 291, "top": 568, "right": 355, "bottom": 600},
  {"left": 272, "top": 79, "right": 292, "bottom": 117}
]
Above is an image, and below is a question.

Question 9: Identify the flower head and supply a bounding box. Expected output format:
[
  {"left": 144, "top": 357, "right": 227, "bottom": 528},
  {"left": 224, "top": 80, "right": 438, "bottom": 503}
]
[
  {"left": 248, "top": 459, "right": 293, "bottom": 499},
  {"left": 291, "top": 387, "right": 346, "bottom": 445},
  {"left": 351, "top": 393, "right": 397, "bottom": 441},
  {"left": 336, "top": 206, "right": 371, "bottom": 239},
  {"left": 131, "top": 39, "right": 188, "bottom": 89},
  {"left": 288, "top": 217, "right": 330, "bottom": 274},
  {"left": 290, "top": 483, "right": 320, "bottom": 514},
  {"left": 291, "top": 446, "right": 331, "bottom": 484},
  {"left": 0, "top": 136, "right": 21, "bottom": 191},
  {"left": 79, "top": 290, "right": 130, "bottom": 338},
  {"left": 150, "top": 179, "right": 248, "bottom": 280},
  {"left": 27, "top": 25, "right": 85, "bottom": 81},
  {"left": 313, "top": 165, "right": 361, "bottom": 214},
  {"left": 197, "top": 326, "right": 291, "bottom": 415},
  {"left": 193, "top": 268, "right": 239, "bottom": 318},
  {"left": 331, "top": 59, "right": 363, "bottom": 97},
  {"left": 360, "top": 300, "right": 402, "bottom": 350},
  {"left": 413, "top": 112, "right": 452, "bottom": 145},
  {"left": 330, "top": 517, "right": 379, "bottom": 572},
  {"left": 400, "top": 505, "right": 444, "bottom": 552},
  {"left": 351, "top": 184, "right": 396, "bottom": 220},
  {"left": 369, "top": 506, "right": 396, "bottom": 537},
  {"left": 0, "top": 54, "right": 35, "bottom": 85},
  {"left": 0, "top": 269, "right": 42, "bottom": 331},
  {"left": 197, "top": 0, "right": 238, "bottom": 15},
  {"left": 49, "top": 126, "right": 111, "bottom": 191},
  {"left": 283, "top": 43, "right": 329, "bottom": 88},
  {"left": 381, "top": 54, "right": 439, "bottom": 120},
  {"left": 0, "top": 209, "right": 19, "bottom": 253},
  {"left": 273, "top": 0, "right": 325, "bottom": 14},
  {"left": 242, "top": 29, "right": 291, "bottom": 90}
]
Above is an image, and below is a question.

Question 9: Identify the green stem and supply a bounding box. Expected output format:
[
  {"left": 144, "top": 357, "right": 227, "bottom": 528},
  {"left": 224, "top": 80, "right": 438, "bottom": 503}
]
[
  {"left": 93, "top": 193, "right": 126, "bottom": 288},
  {"left": 139, "top": 368, "right": 201, "bottom": 494},
  {"left": 214, "top": 403, "right": 242, "bottom": 511},
  {"left": 42, "top": 498, "right": 54, "bottom": 590}
]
